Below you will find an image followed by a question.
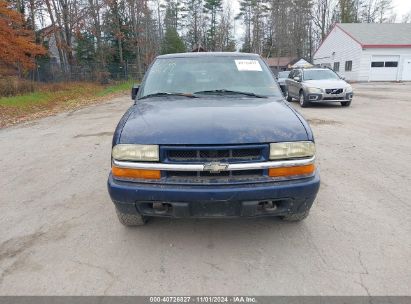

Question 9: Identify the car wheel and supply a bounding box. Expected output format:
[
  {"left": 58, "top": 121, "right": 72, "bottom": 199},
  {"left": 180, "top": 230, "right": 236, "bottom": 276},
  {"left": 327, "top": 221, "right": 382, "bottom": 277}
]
[
  {"left": 115, "top": 208, "right": 147, "bottom": 226},
  {"left": 299, "top": 91, "right": 309, "bottom": 108},
  {"left": 286, "top": 90, "right": 293, "bottom": 102},
  {"left": 281, "top": 209, "right": 310, "bottom": 222},
  {"left": 341, "top": 100, "right": 351, "bottom": 107}
]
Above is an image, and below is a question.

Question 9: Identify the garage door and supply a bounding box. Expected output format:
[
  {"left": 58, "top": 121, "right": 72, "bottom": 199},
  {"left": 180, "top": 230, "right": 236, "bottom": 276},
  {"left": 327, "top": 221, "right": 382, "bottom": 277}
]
[{"left": 370, "top": 55, "right": 399, "bottom": 81}]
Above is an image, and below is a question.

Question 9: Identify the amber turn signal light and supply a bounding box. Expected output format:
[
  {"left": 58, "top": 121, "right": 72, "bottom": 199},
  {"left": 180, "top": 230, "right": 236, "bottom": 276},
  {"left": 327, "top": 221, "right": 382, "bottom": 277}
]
[
  {"left": 268, "top": 164, "right": 315, "bottom": 177},
  {"left": 112, "top": 166, "right": 161, "bottom": 179}
]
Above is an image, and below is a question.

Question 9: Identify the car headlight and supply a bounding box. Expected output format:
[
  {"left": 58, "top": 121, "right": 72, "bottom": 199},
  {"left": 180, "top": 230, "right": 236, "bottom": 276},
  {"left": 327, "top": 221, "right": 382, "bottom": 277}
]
[
  {"left": 269, "top": 141, "right": 315, "bottom": 160},
  {"left": 112, "top": 144, "right": 159, "bottom": 161},
  {"left": 345, "top": 86, "right": 353, "bottom": 93},
  {"left": 307, "top": 87, "right": 323, "bottom": 94}
]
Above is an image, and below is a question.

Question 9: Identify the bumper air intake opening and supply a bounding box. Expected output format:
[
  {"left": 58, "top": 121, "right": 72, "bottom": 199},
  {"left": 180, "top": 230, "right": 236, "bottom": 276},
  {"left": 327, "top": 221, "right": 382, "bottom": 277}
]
[
  {"left": 140, "top": 202, "right": 173, "bottom": 215},
  {"left": 257, "top": 200, "right": 278, "bottom": 212}
]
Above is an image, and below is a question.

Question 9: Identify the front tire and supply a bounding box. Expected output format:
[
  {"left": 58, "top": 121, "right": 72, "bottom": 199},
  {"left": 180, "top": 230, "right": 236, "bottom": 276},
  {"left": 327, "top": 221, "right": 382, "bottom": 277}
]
[
  {"left": 299, "top": 91, "right": 309, "bottom": 108},
  {"left": 286, "top": 90, "right": 293, "bottom": 102},
  {"left": 341, "top": 100, "right": 351, "bottom": 107},
  {"left": 115, "top": 208, "right": 147, "bottom": 226},
  {"left": 282, "top": 209, "right": 310, "bottom": 222}
]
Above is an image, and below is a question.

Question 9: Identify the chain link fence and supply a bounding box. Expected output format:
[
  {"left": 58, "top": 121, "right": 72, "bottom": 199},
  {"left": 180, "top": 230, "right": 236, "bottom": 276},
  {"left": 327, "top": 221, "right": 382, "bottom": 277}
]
[{"left": 29, "top": 61, "right": 145, "bottom": 83}]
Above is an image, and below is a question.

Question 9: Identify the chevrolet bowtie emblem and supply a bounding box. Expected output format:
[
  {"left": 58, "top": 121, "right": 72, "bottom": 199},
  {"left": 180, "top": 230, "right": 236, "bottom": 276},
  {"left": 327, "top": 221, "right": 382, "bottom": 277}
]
[{"left": 203, "top": 162, "right": 229, "bottom": 173}]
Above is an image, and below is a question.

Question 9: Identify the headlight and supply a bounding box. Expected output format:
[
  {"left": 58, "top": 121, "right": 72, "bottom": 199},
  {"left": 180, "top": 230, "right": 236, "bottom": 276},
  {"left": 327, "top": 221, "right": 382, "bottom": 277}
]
[
  {"left": 269, "top": 141, "right": 315, "bottom": 160},
  {"left": 112, "top": 144, "right": 159, "bottom": 161},
  {"left": 345, "top": 86, "right": 353, "bottom": 93},
  {"left": 307, "top": 87, "right": 323, "bottom": 94}
]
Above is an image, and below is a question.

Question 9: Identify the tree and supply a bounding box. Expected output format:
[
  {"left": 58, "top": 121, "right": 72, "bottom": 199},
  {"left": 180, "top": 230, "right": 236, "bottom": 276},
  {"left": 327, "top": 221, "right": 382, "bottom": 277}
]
[
  {"left": 312, "top": 0, "right": 335, "bottom": 40},
  {"left": 182, "top": 0, "right": 204, "bottom": 49},
  {"left": 339, "top": 0, "right": 357, "bottom": 22},
  {"left": 403, "top": 10, "right": 411, "bottom": 23},
  {"left": 204, "top": 0, "right": 223, "bottom": 51},
  {"left": 0, "top": 0, "right": 46, "bottom": 71},
  {"left": 161, "top": 27, "right": 186, "bottom": 54},
  {"left": 215, "top": 6, "right": 236, "bottom": 51}
]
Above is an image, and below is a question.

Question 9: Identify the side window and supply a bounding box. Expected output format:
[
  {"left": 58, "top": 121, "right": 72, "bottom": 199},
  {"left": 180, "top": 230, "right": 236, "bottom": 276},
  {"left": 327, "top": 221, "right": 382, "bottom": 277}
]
[
  {"left": 371, "top": 62, "right": 384, "bottom": 67},
  {"left": 385, "top": 61, "right": 398, "bottom": 67},
  {"left": 288, "top": 70, "right": 295, "bottom": 79},
  {"left": 371, "top": 61, "right": 399, "bottom": 68},
  {"left": 295, "top": 70, "right": 302, "bottom": 79},
  {"left": 333, "top": 62, "right": 340, "bottom": 72},
  {"left": 345, "top": 61, "right": 352, "bottom": 71}
]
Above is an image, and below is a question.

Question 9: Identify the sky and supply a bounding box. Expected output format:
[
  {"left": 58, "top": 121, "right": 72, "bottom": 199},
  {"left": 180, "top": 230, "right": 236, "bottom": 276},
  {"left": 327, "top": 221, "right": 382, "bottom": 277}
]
[{"left": 392, "top": 0, "right": 411, "bottom": 18}]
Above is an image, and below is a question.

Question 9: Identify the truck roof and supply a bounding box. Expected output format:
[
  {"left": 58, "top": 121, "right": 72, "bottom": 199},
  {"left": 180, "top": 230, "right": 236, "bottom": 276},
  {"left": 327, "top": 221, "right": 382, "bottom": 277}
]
[{"left": 157, "top": 52, "right": 260, "bottom": 59}]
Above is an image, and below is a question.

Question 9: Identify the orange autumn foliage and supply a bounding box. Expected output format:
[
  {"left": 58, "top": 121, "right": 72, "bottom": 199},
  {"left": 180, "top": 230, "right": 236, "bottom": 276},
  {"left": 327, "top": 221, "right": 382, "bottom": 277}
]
[{"left": 0, "top": 0, "right": 46, "bottom": 71}]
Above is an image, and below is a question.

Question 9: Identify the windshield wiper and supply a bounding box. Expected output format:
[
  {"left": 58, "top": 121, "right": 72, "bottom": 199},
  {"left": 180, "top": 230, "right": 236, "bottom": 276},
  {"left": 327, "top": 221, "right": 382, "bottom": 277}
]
[
  {"left": 139, "top": 92, "right": 198, "bottom": 100},
  {"left": 193, "top": 89, "right": 267, "bottom": 98}
]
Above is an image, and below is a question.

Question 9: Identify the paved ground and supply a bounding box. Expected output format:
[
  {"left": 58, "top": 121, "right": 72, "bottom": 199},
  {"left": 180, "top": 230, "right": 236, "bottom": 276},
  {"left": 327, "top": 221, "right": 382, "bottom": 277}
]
[{"left": 0, "top": 83, "right": 410, "bottom": 295}]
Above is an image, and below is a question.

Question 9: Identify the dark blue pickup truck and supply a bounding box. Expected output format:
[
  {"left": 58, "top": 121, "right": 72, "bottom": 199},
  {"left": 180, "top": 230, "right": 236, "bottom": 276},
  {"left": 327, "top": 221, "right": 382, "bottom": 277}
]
[{"left": 107, "top": 52, "right": 320, "bottom": 226}]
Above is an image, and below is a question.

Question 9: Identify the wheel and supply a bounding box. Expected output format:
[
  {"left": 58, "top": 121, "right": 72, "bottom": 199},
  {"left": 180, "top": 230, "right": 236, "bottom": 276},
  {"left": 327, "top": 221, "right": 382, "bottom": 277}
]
[
  {"left": 341, "top": 100, "right": 351, "bottom": 107},
  {"left": 281, "top": 209, "right": 310, "bottom": 222},
  {"left": 115, "top": 208, "right": 147, "bottom": 226},
  {"left": 299, "top": 91, "right": 309, "bottom": 107},
  {"left": 286, "top": 90, "right": 293, "bottom": 102}
]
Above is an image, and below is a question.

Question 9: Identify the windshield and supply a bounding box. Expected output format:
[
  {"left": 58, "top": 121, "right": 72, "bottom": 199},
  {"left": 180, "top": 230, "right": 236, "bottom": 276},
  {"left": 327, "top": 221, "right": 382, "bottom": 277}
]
[
  {"left": 278, "top": 71, "right": 290, "bottom": 78},
  {"left": 139, "top": 56, "right": 282, "bottom": 98},
  {"left": 303, "top": 69, "right": 340, "bottom": 80}
]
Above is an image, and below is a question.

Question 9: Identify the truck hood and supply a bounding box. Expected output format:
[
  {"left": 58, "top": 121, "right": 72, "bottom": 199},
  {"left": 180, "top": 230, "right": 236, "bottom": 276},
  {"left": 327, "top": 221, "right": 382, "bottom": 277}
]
[
  {"left": 119, "top": 97, "right": 309, "bottom": 145},
  {"left": 303, "top": 79, "right": 349, "bottom": 89}
]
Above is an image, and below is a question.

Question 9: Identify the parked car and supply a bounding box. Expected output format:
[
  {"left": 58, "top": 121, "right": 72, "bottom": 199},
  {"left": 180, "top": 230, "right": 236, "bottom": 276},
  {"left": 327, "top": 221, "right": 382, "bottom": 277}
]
[
  {"left": 286, "top": 68, "right": 353, "bottom": 107},
  {"left": 107, "top": 52, "right": 320, "bottom": 226},
  {"left": 276, "top": 71, "right": 290, "bottom": 95}
]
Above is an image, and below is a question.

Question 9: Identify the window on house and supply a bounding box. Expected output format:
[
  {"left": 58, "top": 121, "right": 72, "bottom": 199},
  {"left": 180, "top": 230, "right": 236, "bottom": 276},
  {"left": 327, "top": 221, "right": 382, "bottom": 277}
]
[
  {"left": 371, "top": 62, "right": 384, "bottom": 67},
  {"left": 345, "top": 61, "right": 352, "bottom": 71},
  {"left": 333, "top": 62, "right": 340, "bottom": 72},
  {"left": 385, "top": 61, "right": 398, "bottom": 67}
]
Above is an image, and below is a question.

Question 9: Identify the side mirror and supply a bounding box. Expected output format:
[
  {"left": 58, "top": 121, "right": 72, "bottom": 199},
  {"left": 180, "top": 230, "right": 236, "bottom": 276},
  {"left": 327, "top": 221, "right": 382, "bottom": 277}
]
[
  {"left": 293, "top": 76, "right": 301, "bottom": 82},
  {"left": 340, "top": 75, "right": 346, "bottom": 80},
  {"left": 131, "top": 85, "right": 139, "bottom": 100}
]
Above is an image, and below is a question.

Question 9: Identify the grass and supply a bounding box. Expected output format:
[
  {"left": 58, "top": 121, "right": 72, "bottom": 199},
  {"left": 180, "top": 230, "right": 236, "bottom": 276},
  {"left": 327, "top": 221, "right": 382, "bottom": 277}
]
[
  {"left": 0, "top": 91, "right": 51, "bottom": 107},
  {"left": 97, "top": 79, "right": 135, "bottom": 96},
  {"left": 0, "top": 80, "right": 136, "bottom": 128}
]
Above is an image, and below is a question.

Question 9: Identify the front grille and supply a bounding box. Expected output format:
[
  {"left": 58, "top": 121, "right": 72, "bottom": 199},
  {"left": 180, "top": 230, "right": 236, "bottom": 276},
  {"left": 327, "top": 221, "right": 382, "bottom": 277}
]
[
  {"left": 164, "top": 145, "right": 265, "bottom": 163},
  {"left": 323, "top": 97, "right": 344, "bottom": 100},
  {"left": 325, "top": 88, "right": 343, "bottom": 94},
  {"left": 161, "top": 145, "right": 268, "bottom": 184}
]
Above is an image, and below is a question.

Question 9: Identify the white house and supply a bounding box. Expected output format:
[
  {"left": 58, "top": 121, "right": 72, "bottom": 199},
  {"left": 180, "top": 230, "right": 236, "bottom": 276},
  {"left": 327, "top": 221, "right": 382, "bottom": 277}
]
[{"left": 313, "top": 23, "right": 411, "bottom": 82}]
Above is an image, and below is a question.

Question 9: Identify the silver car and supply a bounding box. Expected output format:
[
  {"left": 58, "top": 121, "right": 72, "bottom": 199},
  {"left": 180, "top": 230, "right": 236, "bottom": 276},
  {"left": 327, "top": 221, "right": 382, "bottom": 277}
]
[
  {"left": 285, "top": 68, "right": 353, "bottom": 107},
  {"left": 276, "top": 71, "right": 290, "bottom": 95}
]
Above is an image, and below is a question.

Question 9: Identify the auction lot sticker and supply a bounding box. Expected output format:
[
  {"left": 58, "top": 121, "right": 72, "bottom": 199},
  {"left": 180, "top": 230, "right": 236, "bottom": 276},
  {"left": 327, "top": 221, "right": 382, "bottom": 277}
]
[{"left": 235, "top": 60, "right": 263, "bottom": 71}]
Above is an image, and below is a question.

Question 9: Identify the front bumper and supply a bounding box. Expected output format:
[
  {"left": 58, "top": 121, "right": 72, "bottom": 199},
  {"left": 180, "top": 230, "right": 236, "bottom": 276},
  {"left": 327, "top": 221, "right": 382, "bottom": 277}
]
[
  {"left": 307, "top": 92, "right": 353, "bottom": 102},
  {"left": 107, "top": 172, "right": 320, "bottom": 218}
]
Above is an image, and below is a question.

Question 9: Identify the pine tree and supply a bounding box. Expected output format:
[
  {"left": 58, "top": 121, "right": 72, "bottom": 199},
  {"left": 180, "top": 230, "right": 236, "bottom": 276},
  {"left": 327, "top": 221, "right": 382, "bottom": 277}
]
[
  {"left": 203, "top": 0, "right": 223, "bottom": 51},
  {"left": 181, "top": 0, "right": 204, "bottom": 50},
  {"left": 161, "top": 28, "right": 186, "bottom": 54}
]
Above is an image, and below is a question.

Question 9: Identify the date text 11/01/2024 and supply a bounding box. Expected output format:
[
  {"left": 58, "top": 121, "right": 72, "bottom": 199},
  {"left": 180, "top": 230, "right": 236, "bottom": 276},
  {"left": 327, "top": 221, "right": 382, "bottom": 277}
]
[{"left": 149, "top": 296, "right": 257, "bottom": 303}]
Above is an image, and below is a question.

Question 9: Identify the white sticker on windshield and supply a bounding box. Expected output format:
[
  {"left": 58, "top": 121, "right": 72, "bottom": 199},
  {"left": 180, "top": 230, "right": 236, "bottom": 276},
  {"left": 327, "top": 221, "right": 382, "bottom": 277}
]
[{"left": 235, "top": 60, "right": 263, "bottom": 71}]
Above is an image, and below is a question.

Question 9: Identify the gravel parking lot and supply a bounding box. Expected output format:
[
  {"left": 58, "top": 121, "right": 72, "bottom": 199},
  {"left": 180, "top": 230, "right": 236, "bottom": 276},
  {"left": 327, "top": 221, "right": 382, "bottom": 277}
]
[{"left": 0, "top": 82, "right": 410, "bottom": 295}]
